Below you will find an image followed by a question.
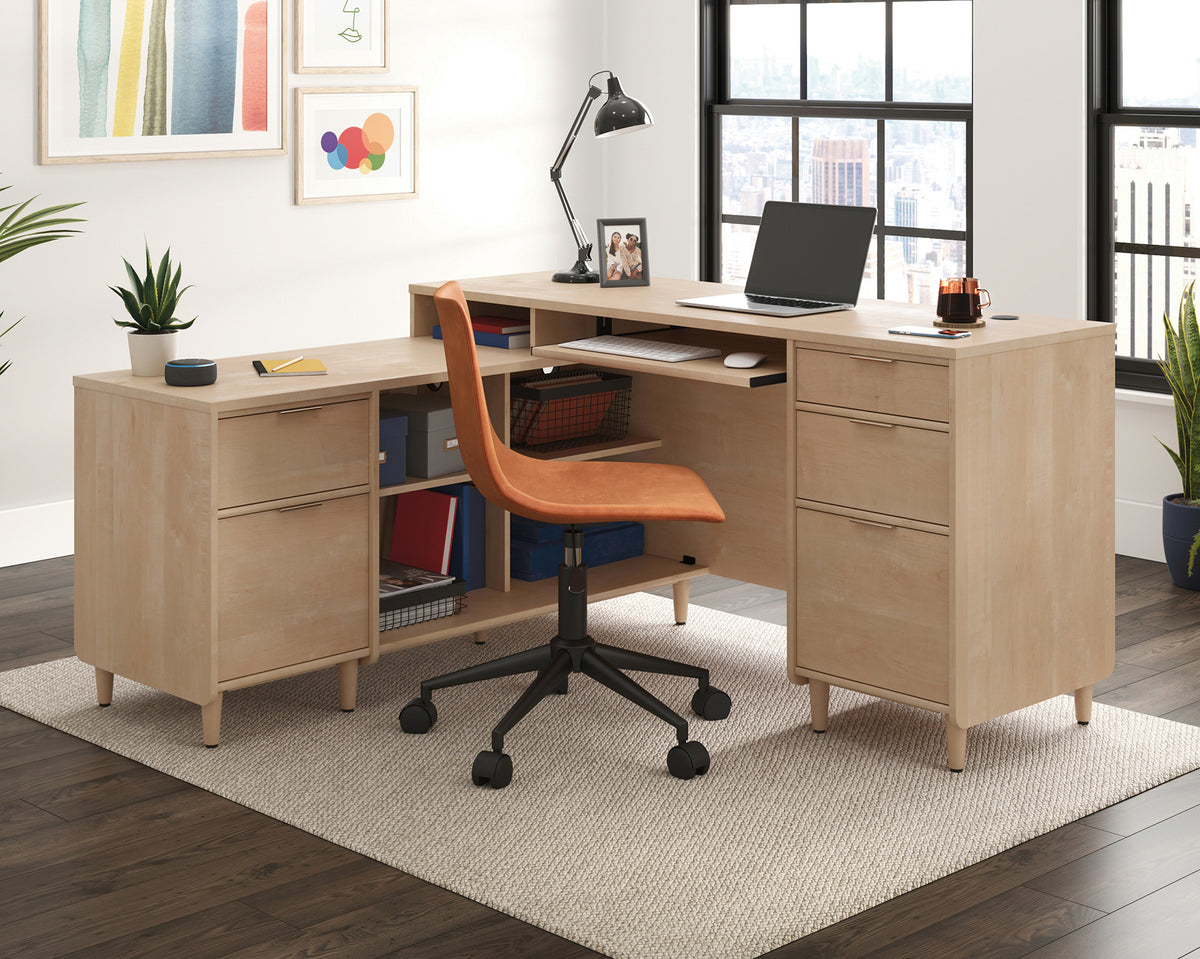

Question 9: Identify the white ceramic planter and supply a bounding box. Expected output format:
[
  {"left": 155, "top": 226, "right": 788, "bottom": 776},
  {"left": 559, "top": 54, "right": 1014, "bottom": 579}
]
[{"left": 127, "top": 330, "right": 177, "bottom": 377}]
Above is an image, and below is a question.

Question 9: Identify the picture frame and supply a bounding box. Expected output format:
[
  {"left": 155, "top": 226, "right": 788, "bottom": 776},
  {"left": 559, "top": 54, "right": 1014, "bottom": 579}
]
[
  {"left": 597, "top": 219, "right": 649, "bottom": 288},
  {"left": 38, "top": 0, "right": 286, "bottom": 164},
  {"left": 294, "top": 86, "right": 418, "bottom": 205},
  {"left": 295, "top": 0, "right": 390, "bottom": 73}
]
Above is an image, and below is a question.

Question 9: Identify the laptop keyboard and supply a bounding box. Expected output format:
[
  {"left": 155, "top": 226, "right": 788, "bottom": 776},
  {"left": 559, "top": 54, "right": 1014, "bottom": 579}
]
[
  {"left": 746, "top": 294, "right": 841, "bottom": 309},
  {"left": 556, "top": 336, "right": 722, "bottom": 363}
]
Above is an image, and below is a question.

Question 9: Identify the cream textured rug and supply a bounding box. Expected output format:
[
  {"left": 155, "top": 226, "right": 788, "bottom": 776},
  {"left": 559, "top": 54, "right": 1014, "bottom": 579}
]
[{"left": 4, "top": 594, "right": 1200, "bottom": 959}]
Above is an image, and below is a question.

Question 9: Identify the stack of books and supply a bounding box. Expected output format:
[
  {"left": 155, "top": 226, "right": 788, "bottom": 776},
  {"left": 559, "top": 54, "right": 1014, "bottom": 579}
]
[
  {"left": 378, "top": 561, "right": 467, "bottom": 631},
  {"left": 432, "top": 314, "right": 530, "bottom": 350}
]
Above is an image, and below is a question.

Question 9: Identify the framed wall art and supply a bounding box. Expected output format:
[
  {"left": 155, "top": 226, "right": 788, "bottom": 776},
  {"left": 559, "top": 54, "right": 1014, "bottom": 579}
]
[
  {"left": 38, "top": 0, "right": 286, "bottom": 164},
  {"left": 296, "top": 0, "right": 389, "bottom": 73},
  {"left": 295, "top": 86, "right": 417, "bottom": 205},
  {"left": 597, "top": 218, "right": 649, "bottom": 288}
]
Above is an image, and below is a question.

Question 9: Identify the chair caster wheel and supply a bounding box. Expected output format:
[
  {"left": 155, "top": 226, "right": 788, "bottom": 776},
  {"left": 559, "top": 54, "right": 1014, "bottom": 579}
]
[
  {"left": 691, "top": 686, "right": 731, "bottom": 721},
  {"left": 553, "top": 679, "right": 569, "bottom": 695},
  {"left": 399, "top": 698, "right": 437, "bottom": 734},
  {"left": 471, "top": 750, "right": 513, "bottom": 789},
  {"left": 667, "top": 740, "right": 710, "bottom": 780}
]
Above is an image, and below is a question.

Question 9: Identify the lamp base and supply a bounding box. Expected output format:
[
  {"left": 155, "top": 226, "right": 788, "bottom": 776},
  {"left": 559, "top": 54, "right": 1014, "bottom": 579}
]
[{"left": 553, "top": 261, "right": 599, "bottom": 283}]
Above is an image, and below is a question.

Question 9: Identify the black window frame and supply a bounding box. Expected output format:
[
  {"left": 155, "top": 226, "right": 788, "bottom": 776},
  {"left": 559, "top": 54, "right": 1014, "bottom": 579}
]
[
  {"left": 1090, "top": 0, "right": 1200, "bottom": 393},
  {"left": 700, "top": 0, "right": 974, "bottom": 297}
]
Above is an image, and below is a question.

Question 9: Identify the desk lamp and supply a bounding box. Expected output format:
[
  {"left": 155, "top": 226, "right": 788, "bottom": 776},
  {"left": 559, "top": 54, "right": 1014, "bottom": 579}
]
[{"left": 551, "top": 70, "right": 653, "bottom": 283}]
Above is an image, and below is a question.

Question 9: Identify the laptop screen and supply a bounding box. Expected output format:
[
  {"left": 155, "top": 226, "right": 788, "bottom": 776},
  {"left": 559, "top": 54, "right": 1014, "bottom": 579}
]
[{"left": 744, "top": 201, "right": 877, "bottom": 304}]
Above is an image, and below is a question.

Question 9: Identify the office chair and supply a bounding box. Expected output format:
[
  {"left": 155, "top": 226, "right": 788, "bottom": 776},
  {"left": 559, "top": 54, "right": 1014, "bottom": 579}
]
[{"left": 399, "top": 281, "right": 730, "bottom": 789}]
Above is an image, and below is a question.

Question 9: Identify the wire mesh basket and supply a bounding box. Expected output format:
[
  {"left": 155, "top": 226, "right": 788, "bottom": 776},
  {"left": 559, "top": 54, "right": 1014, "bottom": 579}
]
[
  {"left": 379, "top": 582, "right": 468, "bottom": 631},
  {"left": 510, "top": 368, "right": 632, "bottom": 453}
]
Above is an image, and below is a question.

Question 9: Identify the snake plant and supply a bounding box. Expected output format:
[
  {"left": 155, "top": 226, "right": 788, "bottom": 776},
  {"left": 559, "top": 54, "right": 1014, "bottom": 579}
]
[
  {"left": 1158, "top": 280, "right": 1200, "bottom": 575},
  {"left": 110, "top": 244, "right": 195, "bottom": 333}
]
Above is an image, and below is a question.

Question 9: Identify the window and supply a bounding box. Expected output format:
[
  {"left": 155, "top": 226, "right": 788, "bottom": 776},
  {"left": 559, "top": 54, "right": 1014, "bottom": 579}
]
[
  {"left": 1091, "top": 0, "right": 1200, "bottom": 391},
  {"left": 701, "top": 0, "right": 972, "bottom": 306}
]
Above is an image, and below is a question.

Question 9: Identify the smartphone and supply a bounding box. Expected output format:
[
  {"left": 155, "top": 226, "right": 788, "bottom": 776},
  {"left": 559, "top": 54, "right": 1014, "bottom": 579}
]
[{"left": 888, "top": 326, "right": 971, "bottom": 339}]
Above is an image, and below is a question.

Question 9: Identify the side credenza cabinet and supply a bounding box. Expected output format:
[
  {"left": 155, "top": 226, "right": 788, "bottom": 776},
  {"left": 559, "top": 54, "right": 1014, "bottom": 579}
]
[{"left": 788, "top": 332, "right": 1117, "bottom": 770}]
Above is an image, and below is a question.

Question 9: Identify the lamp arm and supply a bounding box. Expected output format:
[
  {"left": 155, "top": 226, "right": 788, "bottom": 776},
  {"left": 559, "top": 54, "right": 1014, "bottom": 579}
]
[{"left": 550, "top": 80, "right": 606, "bottom": 257}]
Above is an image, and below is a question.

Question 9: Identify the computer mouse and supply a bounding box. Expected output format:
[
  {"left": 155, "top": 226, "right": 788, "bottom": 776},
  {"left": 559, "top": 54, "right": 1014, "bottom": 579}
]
[{"left": 723, "top": 352, "right": 767, "bottom": 369}]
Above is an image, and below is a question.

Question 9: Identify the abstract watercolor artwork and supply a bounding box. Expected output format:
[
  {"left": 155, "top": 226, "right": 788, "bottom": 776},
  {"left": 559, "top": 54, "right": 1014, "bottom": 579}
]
[
  {"left": 39, "top": 0, "right": 285, "bottom": 163},
  {"left": 296, "top": 0, "right": 389, "bottom": 73},
  {"left": 294, "top": 87, "right": 417, "bottom": 205}
]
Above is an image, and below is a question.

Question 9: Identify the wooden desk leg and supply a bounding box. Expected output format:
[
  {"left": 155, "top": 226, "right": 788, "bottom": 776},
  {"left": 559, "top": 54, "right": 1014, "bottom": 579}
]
[
  {"left": 673, "top": 580, "right": 690, "bottom": 625},
  {"left": 946, "top": 718, "right": 967, "bottom": 772},
  {"left": 809, "top": 679, "right": 829, "bottom": 733},
  {"left": 201, "top": 694, "right": 223, "bottom": 748},
  {"left": 473, "top": 629, "right": 489, "bottom": 645},
  {"left": 338, "top": 660, "right": 358, "bottom": 712},
  {"left": 95, "top": 667, "right": 114, "bottom": 707},
  {"left": 1074, "top": 685, "right": 1093, "bottom": 725}
]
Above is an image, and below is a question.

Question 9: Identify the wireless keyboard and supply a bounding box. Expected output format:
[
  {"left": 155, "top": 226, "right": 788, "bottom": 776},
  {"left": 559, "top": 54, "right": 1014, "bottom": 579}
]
[{"left": 556, "top": 335, "right": 722, "bottom": 363}]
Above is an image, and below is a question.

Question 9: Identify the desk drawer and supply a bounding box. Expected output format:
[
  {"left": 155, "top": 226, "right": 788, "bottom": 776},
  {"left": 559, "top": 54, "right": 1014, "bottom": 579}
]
[
  {"left": 794, "top": 347, "right": 948, "bottom": 421},
  {"left": 217, "top": 493, "right": 370, "bottom": 681},
  {"left": 218, "top": 399, "right": 370, "bottom": 508},
  {"left": 795, "top": 411, "right": 950, "bottom": 525},
  {"left": 793, "top": 507, "right": 949, "bottom": 705}
]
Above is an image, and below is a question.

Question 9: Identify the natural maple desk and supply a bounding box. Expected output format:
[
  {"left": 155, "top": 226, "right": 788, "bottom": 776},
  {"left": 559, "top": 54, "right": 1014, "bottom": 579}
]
[{"left": 74, "top": 273, "right": 1115, "bottom": 768}]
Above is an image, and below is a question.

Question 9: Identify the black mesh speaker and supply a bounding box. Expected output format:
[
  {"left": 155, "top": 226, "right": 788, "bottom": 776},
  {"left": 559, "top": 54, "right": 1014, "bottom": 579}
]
[{"left": 164, "top": 358, "right": 217, "bottom": 386}]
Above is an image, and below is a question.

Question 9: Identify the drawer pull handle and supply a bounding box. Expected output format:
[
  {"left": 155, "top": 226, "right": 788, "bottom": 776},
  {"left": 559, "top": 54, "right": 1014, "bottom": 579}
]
[
  {"left": 278, "top": 405, "right": 324, "bottom": 416},
  {"left": 849, "top": 518, "right": 895, "bottom": 530},
  {"left": 278, "top": 502, "right": 324, "bottom": 513},
  {"left": 848, "top": 418, "right": 896, "bottom": 429},
  {"left": 848, "top": 355, "right": 893, "bottom": 364}
]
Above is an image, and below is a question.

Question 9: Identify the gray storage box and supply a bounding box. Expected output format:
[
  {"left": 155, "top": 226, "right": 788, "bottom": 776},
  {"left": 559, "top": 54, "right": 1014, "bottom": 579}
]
[{"left": 380, "top": 392, "right": 465, "bottom": 478}]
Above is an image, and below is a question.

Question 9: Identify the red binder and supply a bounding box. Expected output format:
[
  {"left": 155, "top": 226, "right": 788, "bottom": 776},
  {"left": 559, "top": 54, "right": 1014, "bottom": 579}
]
[{"left": 389, "top": 489, "right": 458, "bottom": 575}]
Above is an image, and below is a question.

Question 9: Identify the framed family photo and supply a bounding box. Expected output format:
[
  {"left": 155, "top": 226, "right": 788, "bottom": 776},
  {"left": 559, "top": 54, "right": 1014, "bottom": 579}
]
[
  {"left": 39, "top": 0, "right": 286, "bottom": 163},
  {"left": 294, "top": 86, "right": 418, "bottom": 205},
  {"left": 597, "top": 219, "right": 649, "bottom": 288},
  {"left": 295, "top": 0, "right": 390, "bottom": 73}
]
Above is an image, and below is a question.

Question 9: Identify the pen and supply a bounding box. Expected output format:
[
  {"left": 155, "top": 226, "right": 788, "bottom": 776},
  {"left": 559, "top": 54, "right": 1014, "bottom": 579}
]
[{"left": 270, "top": 355, "right": 303, "bottom": 373}]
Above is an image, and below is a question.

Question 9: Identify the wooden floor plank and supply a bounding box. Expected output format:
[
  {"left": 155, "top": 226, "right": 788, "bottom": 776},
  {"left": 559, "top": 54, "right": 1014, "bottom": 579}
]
[
  {"left": 1078, "top": 768, "right": 1200, "bottom": 836},
  {"left": 1095, "top": 657, "right": 1200, "bottom": 716}
]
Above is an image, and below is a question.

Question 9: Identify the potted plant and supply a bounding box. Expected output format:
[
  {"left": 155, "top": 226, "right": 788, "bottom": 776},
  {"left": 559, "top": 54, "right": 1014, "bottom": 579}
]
[
  {"left": 1, "top": 177, "right": 85, "bottom": 376},
  {"left": 1158, "top": 280, "right": 1200, "bottom": 588},
  {"left": 110, "top": 243, "right": 195, "bottom": 376}
]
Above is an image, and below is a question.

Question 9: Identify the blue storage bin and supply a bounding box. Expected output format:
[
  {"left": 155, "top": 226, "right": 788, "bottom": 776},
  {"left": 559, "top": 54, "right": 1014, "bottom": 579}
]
[{"left": 510, "top": 520, "right": 644, "bottom": 582}]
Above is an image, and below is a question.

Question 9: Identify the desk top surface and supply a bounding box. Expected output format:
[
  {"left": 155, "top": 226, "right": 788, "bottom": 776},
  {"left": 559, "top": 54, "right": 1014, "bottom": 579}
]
[{"left": 75, "top": 273, "right": 1115, "bottom": 413}]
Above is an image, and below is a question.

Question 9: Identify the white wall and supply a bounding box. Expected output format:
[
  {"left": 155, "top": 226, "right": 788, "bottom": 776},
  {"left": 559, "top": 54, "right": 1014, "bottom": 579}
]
[{"left": 0, "top": 0, "right": 612, "bottom": 565}]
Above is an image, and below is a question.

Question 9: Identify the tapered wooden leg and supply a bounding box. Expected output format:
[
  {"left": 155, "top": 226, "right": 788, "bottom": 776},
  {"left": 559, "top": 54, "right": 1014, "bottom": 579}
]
[
  {"left": 809, "top": 679, "right": 829, "bottom": 733},
  {"left": 946, "top": 718, "right": 967, "bottom": 772},
  {"left": 473, "top": 629, "right": 489, "bottom": 645},
  {"left": 1074, "top": 684, "right": 1093, "bottom": 725},
  {"left": 672, "top": 579, "right": 690, "bottom": 625},
  {"left": 201, "top": 694, "right": 223, "bottom": 748},
  {"left": 95, "top": 667, "right": 113, "bottom": 706},
  {"left": 338, "top": 660, "right": 358, "bottom": 712}
]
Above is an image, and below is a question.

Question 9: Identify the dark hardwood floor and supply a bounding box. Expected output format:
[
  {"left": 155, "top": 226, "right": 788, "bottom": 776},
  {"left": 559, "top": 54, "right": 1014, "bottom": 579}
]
[{"left": 2, "top": 555, "right": 1199, "bottom": 958}]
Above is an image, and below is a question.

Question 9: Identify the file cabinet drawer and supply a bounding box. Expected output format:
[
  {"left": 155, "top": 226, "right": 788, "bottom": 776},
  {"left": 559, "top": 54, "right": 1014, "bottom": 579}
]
[
  {"left": 217, "top": 493, "right": 370, "bottom": 681},
  {"left": 793, "top": 507, "right": 949, "bottom": 705},
  {"left": 218, "top": 399, "right": 370, "bottom": 508},
  {"left": 794, "top": 347, "right": 949, "bottom": 422},
  {"left": 795, "top": 411, "right": 950, "bottom": 525}
]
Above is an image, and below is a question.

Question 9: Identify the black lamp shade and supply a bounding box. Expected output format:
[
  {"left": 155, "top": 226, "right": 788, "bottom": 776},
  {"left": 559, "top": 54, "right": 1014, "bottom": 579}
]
[{"left": 594, "top": 75, "right": 653, "bottom": 138}]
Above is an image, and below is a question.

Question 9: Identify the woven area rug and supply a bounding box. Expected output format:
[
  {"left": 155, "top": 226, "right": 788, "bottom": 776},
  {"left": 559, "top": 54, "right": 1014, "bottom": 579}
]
[{"left": 4, "top": 594, "right": 1200, "bottom": 959}]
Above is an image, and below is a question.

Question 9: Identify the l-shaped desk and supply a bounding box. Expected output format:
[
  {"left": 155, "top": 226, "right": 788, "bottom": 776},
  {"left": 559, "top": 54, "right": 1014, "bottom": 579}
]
[{"left": 73, "top": 273, "right": 1116, "bottom": 769}]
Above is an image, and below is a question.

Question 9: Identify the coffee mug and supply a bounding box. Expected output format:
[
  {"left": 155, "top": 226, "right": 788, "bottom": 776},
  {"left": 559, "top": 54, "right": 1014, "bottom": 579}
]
[{"left": 937, "top": 278, "right": 990, "bottom": 320}]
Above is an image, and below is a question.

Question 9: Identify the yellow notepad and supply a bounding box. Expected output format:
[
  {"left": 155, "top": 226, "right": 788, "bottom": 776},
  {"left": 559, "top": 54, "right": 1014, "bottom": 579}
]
[{"left": 253, "top": 358, "right": 327, "bottom": 376}]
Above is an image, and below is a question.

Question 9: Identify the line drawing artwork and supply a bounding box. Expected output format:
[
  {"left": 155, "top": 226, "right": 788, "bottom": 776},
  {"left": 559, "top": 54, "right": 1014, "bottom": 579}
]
[{"left": 339, "top": 0, "right": 362, "bottom": 43}]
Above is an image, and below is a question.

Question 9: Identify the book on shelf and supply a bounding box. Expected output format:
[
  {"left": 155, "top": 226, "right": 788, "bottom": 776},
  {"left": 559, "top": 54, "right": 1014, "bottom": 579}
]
[
  {"left": 251, "top": 357, "right": 327, "bottom": 376},
  {"left": 389, "top": 488, "right": 458, "bottom": 575},
  {"left": 432, "top": 326, "right": 531, "bottom": 350},
  {"left": 379, "top": 561, "right": 455, "bottom": 609},
  {"left": 433, "top": 482, "right": 486, "bottom": 590},
  {"left": 470, "top": 315, "right": 530, "bottom": 335}
]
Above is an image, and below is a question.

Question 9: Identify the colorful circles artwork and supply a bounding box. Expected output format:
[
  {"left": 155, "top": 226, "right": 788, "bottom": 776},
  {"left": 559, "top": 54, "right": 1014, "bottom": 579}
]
[{"left": 321, "top": 113, "right": 395, "bottom": 174}]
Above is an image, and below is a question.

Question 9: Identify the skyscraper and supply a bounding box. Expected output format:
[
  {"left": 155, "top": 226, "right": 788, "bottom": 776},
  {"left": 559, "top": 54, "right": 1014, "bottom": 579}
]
[{"left": 811, "top": 137, "right": 870, "bottom": 206}]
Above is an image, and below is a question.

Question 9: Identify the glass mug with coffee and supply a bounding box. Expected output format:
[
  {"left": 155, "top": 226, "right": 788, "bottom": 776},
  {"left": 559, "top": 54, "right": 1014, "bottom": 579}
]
[{"left": 937, "top": 278, "right": 990, "bottom": 321}]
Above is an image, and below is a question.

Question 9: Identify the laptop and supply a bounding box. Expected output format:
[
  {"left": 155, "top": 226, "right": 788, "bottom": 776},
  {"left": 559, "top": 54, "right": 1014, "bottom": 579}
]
[{"left": 677, "top": 201, "right": 877, "bottom": 317}]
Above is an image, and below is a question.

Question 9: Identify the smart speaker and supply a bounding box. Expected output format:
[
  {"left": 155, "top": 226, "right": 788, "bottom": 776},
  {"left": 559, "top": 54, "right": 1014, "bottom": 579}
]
[{"left": 164, "top": 358, "right": 218, "bottom": 386}]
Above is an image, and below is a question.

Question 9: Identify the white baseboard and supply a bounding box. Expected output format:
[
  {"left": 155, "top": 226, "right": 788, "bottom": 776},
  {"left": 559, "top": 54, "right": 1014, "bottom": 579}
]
[
  {"left": 0, "top": 500, "right": 73, "bottom": 568},
  {"left": 1116, "top": 498, "right": 1165, "bottom": 562}
]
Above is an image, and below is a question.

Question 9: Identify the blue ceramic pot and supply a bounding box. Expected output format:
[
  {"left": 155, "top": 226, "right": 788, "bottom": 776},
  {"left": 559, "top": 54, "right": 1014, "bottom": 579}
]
[{"left": 1162, "top": 494, "right": 1200, "bottom": 589}]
